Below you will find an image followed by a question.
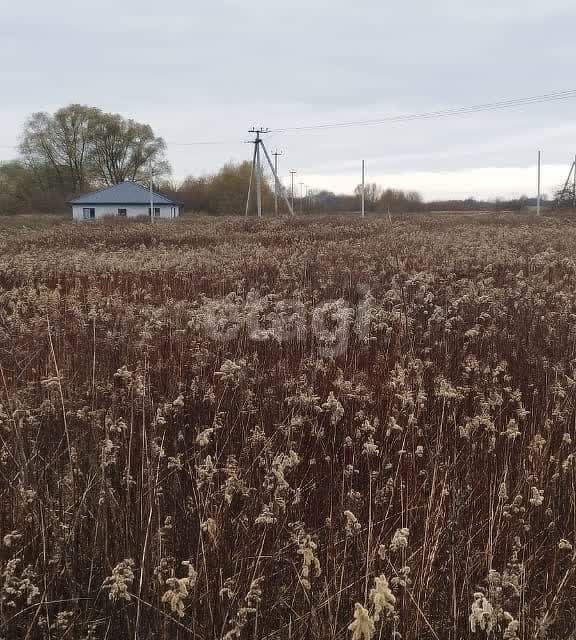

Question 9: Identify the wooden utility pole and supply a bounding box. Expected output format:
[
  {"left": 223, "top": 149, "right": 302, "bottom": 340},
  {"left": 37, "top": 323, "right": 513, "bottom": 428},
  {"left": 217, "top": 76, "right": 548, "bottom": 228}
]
[{"left": 290, "top": 170, "right": 296, "bottom": 211}]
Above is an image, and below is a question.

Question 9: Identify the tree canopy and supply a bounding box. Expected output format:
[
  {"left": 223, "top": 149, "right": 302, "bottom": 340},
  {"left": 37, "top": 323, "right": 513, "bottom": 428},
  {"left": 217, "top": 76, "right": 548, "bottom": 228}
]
[{"left": 176, "top": 162, "right": 274, "bottom": 215}]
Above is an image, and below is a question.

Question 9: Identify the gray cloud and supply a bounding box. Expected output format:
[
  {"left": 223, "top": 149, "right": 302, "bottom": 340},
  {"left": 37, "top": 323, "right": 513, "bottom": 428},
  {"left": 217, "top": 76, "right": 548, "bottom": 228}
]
[{"left": 2, "top": 0, "right": 576, "bottom": 198}]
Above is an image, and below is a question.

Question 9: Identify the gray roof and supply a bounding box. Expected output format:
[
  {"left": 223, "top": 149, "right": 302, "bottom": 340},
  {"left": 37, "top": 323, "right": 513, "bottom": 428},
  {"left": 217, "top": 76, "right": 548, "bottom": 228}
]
[{"left": 69, "top": 181, "right": 181, "bottom": 206}]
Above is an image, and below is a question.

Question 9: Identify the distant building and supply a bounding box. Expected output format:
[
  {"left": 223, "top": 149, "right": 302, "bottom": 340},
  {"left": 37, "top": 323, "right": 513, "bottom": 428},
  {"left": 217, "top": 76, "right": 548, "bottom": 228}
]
[{"left": 69, "top": 181, "right": 182, "bottom": 220}]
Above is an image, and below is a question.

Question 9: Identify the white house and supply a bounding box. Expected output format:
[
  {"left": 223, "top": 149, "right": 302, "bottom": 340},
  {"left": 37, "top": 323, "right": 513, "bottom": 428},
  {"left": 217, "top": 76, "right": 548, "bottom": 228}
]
[{"left": 69, "top": 181, "right": 182, "bottom": 220}]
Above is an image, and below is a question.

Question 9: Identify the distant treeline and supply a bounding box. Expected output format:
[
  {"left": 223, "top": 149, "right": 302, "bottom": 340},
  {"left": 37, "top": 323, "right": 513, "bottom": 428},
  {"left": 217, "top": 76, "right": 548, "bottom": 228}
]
[
  {"left": 426, "top": 196, "right": 551, "bottom": 212},
  {"left": 165, "top": 173, "right": 426, "bottom": 216}
]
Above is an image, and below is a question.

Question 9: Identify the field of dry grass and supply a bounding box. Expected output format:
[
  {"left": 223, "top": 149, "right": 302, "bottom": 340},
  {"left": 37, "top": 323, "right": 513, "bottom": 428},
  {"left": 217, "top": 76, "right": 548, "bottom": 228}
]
[{"left": 0, "top": 214, "right": 575, "bottom": 639}]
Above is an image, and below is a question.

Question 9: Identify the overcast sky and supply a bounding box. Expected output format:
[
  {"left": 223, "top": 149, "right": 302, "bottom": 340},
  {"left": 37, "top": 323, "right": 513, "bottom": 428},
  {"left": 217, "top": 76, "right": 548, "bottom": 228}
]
[{"left": 2, "top": 0, "right": 576, "bottom": 199}]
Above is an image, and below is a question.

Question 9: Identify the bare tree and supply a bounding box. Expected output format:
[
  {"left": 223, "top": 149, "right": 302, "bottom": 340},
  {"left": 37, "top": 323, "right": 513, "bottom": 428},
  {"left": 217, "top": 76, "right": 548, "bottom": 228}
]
[
  {"left": 379, "top": 188, "right": 424, "bottom": 213},
  {"left": 90, "top": 113, "right": 169, "bottom": 185},
  {"left": 20, "top": 105, "right": 101, "bottom": 193},
  {"left": 354, "top": 182, "right": 382, "bottom": 212},
  {"left": 177, "top": 162, "right": 273, "bottom": 215},
  {"left": 19, "top": 104, "right": 170, "bottom": 196}
]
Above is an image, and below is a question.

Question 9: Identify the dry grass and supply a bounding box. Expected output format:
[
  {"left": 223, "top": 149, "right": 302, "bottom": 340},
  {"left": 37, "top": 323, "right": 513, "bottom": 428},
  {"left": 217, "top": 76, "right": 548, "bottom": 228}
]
[{"left": 0, "top": 214, "right": 575, "bottom": 639}]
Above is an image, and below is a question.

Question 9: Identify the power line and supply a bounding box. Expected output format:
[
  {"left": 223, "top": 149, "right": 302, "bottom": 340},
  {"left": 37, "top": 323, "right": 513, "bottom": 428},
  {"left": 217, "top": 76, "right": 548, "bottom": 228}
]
[
  {"left": 166, "top": 139, "right": 244, "bottom": 146},
  {"left": 167, "top": 133, "right": 278, "bottom": 147},
  {"left": 270, "top": 89, "right": 576, "bottom": 133},
  {"left": 157, "top": 88, "right": 576, "bottom": 146},
  {"left": 2, "top": 89, "right": 575, "bottom": 155},
  {"left": 0, "top": 140, "right": 244, "bottom": 151},
  {"left": 157, "top": 89, "right": 576, "bottom": 143}
]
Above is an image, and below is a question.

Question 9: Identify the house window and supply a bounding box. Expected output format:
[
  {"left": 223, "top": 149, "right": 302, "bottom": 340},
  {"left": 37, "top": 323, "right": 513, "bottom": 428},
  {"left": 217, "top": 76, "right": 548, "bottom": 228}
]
[
  {"left": 83, "top": 207, "right": 95, "bottom": 219},
  {"left": 148, "top": 207, "right": 160, "bottom": 217},
  {"left": 117, "top": 208, "right": 127, "bottom": 217}
]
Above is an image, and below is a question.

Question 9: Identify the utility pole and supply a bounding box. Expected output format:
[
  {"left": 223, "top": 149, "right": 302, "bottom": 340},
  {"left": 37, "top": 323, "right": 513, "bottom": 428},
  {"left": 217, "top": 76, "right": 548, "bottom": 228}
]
[
  {"left": 272, "top": 151, "right": 282, "bottom": 216},
  {"left": 556, "top": 157, "right": 576, "bottom": 208},
  {"left": 245, "top": 128, "right": 295, "bottom": 217},
  {"left": 290, "top": 171, "right": 296, "bottom": 211},
  {"left": 299, "top": 182, "right": 305, "bottom": 214},
  {"left": 537, "top": 150, "right": 541, "bottom": 216},
  {"left": 255, "top": 134, "right": 262, "bottom": 218},
  {"left": 149, "top": 160, "right": 154, "bottom": 222},
  {"left": 245, "top": 128, "right": 268, "bottom": 218},
  {"left": 254, "top": 128, "right": 266, "bottom": 218},
  {"left": 361, "top": 160, "right": 365, "bottom": 217},
  {"left": 573, "top": 154, "right": 576, "bottom": 209},
  {"left": 260, "top": 144, "right": 296, "bottom": 216}
]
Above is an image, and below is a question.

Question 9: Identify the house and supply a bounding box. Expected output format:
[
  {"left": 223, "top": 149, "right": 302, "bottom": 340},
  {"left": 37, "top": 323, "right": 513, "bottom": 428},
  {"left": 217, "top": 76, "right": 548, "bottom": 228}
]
[{"left": 69, "top": 181, "right": 182, "bottom": 220}]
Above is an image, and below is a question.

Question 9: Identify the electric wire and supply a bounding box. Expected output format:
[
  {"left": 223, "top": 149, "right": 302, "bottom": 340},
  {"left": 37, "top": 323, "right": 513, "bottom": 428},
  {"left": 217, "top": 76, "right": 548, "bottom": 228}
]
[
  {"left": 1, "top": 89, "right": 576, "bottom": 152},
  {"left": 270, "top": 89, "right": 576, "bottom": 133}
]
